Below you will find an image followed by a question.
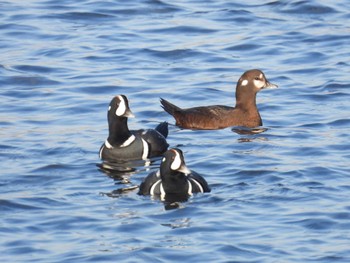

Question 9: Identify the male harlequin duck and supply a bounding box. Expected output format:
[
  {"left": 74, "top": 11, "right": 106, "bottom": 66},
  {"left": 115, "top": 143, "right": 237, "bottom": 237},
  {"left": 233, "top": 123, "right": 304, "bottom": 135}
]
[
  {"left": 99, "top": 95, "right": 169, "bottom": 162},
  {"left": 138, "top": 148, "right": 211, "bottom": 199},
  {"left": 160, "top": 69, "right": 277, "bottom": 130}
]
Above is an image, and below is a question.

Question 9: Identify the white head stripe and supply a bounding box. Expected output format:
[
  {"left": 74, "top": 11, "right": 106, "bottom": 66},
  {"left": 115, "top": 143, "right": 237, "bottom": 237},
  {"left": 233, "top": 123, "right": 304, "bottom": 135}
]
[
  {"left": 116, "top": 96, "right": 126, "bottom": 116},
  {"left": 241, "top": 79, "right": 248, "bottom": 86},
  {"left": 141, "top": 138, "right": 149, "bottom": 160},
  {"left": 171, "top": 151, "right": 181, "bottom": 170},
  {"left": 120, "top": 135, "right": 135, "bottom": 147},
  {"left": 187, "top": 180, "right": 193, "bottom": 195}
]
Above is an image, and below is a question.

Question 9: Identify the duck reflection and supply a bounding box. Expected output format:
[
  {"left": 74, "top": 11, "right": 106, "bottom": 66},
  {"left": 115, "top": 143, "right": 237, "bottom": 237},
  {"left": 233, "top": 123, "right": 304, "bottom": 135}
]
[
  {"left": 232, "top": 126, "right": 268, "bottom": 135},
  {"left": 97, "top": 157, "right": 160, "bottom": 198}
]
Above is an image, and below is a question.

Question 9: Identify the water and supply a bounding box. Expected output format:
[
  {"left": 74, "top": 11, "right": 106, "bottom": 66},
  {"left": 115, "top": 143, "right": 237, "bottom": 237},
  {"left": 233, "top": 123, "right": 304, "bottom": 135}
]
[{"left": 1, "top": 0, "right": 350, "bottom": 262}]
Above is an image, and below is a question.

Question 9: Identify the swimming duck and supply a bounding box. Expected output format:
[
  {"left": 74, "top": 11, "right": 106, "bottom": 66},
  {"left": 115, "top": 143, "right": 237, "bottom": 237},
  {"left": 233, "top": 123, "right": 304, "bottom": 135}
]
[
  {"left": 138, "top": 148, "right": 211, "bottom": 199},
  {"left": 160, "top": 69, "right": 277, "bottom": 130},
  {"left": 99, "top": 95, "right": 169, "bottom": 162}
]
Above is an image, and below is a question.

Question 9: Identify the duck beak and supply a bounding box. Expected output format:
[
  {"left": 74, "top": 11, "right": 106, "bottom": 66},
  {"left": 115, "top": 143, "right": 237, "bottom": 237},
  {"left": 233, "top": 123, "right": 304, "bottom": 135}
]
[
  {"left": 263, "top": 81, "right": 278, "bottom": 89},
  {"left": 178, "top": 163, "right": 191, "bottom": 175},
  {"left": 124, "top": 109, "right": 135, "bottom": 118}
]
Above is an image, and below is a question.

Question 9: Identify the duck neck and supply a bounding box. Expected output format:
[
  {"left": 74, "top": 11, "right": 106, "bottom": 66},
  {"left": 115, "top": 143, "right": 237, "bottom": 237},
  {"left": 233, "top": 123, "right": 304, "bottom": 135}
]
[
  {"left": 235, "top": 89, "right": 258, "bottom": 113},
  {"left": 161, "top": 171, "right": 188, "bottom": 194},
  {"left": 107, "top": 117, "right": 132, "bottom": 146}
]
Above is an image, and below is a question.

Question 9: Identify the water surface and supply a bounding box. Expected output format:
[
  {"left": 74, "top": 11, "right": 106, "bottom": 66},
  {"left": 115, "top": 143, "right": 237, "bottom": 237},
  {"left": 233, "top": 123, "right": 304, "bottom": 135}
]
[{"left": 1, "top": 0, "right": 350, "bottom": 262}]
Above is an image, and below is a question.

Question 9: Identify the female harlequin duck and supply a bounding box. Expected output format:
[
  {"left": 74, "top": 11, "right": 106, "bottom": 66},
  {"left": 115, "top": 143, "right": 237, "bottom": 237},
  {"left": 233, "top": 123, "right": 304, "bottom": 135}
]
[
  {"left": 138, "top": 148, "right": 211, "bottom": 199},
  {"left": 160, "top": 69, "right": 277, "bottom": 130},
  {"left": 99, "top": 95, "right": 169, "bottom": 162}
]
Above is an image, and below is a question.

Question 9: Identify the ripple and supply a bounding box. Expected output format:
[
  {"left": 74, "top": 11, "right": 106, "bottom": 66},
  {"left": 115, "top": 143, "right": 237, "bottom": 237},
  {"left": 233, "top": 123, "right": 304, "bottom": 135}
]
[{"left": 1, "top": 0, "right": 350, "bottom": 262}]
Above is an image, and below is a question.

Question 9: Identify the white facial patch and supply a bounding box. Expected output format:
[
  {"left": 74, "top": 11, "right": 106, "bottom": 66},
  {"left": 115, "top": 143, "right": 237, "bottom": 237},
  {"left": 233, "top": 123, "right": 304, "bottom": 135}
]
[
  {"left": 116, "top": 96, "right": 126, "bottom": 116},
  {"left": 108, "top": 106, "right": 111, "bottom": 111},
  {"left": 170, "top": 151, "right": 182, "bottom": 170},
  {"left": 253, "top": 79, "right": 264, "bottom": 89},
  {"left": 241, "top": 79, "right": 248, "bottom": 86}
]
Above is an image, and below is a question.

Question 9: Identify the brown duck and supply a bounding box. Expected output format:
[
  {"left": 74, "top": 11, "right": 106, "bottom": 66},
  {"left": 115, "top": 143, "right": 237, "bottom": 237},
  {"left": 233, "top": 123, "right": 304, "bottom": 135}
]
[{"left": 160, "top": 69, "right": 277, "bottom": 130}]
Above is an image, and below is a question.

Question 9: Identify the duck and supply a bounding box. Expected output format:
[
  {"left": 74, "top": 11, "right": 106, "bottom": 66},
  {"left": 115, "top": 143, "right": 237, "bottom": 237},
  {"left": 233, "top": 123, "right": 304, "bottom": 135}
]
[
  {"left": 99, "top": 95, "right": 169, "bottom": 162},
  {"left": 138, "top": 148, "right": 211, "bottom": 199},
  {"left": 160, "top": 69, "right": 277, "bottom": 130}
]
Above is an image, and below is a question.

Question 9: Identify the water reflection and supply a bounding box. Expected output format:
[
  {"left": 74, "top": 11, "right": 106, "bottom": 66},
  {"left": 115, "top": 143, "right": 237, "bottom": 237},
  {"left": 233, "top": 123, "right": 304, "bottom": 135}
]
[
  {"left": 232, "top": 126, "right": 268, "bottom": 135},
  {"left": 101, "top": 185, "right": 139, "bottom": 198},
  {"left": 97, "top": 158, "right": 161, "bottom": 197},
  {"left": 97, "top": 157, "right": 161, "bottom": 179}
]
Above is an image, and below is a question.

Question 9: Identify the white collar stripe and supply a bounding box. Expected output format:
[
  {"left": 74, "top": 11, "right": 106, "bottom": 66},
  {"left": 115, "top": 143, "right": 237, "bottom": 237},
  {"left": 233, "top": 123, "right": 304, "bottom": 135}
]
[
  {"left": 141, "top": 138, "right": 149, "bottom": 160},
  {"left": 99, "top": 145, "right": 104, "bottom": 159},
  {"left": 120, "top": 135, "right": 135, "bottom": 147},
  {"left": 105, "top": 140, "right": 113, "bottom": 149},
  {"left": 187, "top": 180, "right": 193, "bottom": 195},
  {"left": 160, "top": 183, "right": 166, "bottom": 200},
  {"left": 150, "top": 180, "right": 161, "bottom": 196}
]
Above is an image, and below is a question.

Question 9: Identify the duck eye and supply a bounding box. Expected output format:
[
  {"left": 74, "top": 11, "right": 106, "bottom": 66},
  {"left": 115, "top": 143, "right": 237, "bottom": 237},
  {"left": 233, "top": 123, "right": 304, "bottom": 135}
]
[{"left": 254, "top": 77, "right": 260, "bottom": 80}]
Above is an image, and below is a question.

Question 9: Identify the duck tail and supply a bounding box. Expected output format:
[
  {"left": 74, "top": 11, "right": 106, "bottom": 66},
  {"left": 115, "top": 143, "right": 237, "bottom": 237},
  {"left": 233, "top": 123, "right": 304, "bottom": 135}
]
[
  {"left": 155, "top": 121, "right": 168, "bottom": 138},
  {"left": 160, "top": 98, "right": 181, "bottom": 116}
]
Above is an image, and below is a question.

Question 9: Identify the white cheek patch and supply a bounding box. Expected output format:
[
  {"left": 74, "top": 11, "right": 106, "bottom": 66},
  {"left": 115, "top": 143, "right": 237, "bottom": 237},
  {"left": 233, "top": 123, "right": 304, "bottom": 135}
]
[
  {"left": 108, "top": 106, "right": 111, "bottom": 111},
  {"left": 170, "top": 151, "right": 182, "bottom": 170},
  {"left": 254, "top": 79, "right": 264, "bottom": 88},
  {"left": 162, "top": 157, "right": 166, "bottom": 162},
  {"left": 241, "top": 79, "right": 248, "bottom": 86},
  {"left": 116, "top": 96, "right": 126, "bottom": 116}
]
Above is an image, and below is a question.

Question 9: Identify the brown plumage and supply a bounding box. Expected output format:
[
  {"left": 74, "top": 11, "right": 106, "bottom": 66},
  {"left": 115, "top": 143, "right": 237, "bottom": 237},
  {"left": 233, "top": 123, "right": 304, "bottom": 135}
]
[{"left": 160, "top": 69, "right": 277, "bottom": 130}]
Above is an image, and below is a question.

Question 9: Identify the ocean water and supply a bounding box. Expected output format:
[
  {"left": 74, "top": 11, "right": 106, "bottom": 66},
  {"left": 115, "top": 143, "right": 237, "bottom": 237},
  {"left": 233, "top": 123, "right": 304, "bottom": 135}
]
[{"left": 1, "top": 0, "right": 350, "bottom": 262}]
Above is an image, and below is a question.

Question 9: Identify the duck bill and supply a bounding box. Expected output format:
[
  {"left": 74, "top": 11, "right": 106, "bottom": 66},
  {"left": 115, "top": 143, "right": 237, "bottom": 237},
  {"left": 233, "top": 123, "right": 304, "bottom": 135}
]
[
  {"left": 177, "top": 164, "right": 191, "bottom": 175},
  {"left": 124, "top": 109, "right": 135, "bottom": 118},
  {"left": 263, "top": 81, "right": 278, "bottom": 89}
]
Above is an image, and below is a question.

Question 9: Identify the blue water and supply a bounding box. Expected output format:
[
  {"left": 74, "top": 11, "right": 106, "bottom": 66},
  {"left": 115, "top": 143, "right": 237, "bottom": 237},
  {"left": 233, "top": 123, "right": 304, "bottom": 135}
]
[{"left": 1, "top": 0, "right": 350, "bottom": 262}]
